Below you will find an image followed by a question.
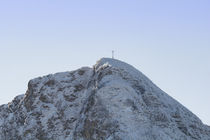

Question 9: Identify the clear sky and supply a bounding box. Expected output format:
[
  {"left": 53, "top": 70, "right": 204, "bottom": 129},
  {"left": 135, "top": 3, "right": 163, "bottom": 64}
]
[{"left": 0, "top": 0, "right": 209, "bottom": 125}]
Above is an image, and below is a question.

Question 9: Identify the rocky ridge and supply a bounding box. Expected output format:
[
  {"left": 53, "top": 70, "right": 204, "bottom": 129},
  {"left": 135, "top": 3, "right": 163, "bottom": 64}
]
[{"left": 0, "top": 58, "right": 210, "bottom": 140}]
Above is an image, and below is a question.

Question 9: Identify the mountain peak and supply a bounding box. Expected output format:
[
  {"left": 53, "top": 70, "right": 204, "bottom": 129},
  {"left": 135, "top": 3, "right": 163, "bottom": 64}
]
[
  {"left": 96, "top": 57, "right": 129, "bottom": 67},
  {"left": 0, "top": 58, "right": 210, "bottom": 140},
  {"left": 95, "top": 58, "right": 140, "bottom": 74}
]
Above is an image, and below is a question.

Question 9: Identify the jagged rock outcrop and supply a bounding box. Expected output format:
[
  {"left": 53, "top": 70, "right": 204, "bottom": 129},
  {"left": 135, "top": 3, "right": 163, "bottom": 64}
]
[{"left": 0, "top": 58, "right": 210, "bottom": 140}]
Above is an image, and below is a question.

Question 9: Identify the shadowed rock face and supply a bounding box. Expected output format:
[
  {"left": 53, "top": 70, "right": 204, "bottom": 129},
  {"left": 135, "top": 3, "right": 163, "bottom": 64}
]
[{"left": 0, "top": 58, "right": 210, "bottom": 140}]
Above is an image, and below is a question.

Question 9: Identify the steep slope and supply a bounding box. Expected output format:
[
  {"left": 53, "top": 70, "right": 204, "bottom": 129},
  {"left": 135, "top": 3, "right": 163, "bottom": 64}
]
[{"left": 0, "top": 58, "right": 210, "bottom": 140}]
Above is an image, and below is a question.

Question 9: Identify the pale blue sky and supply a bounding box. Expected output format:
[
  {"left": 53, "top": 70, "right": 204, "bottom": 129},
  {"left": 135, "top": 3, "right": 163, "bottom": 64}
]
[{"left": 0, "top": 0, "right": 210, "bottom": 125}]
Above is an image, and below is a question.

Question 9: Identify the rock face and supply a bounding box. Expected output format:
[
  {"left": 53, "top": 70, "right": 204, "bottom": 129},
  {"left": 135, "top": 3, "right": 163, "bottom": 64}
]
[{"left": 0, "top": 58, "right": 210, "bottom": 140}]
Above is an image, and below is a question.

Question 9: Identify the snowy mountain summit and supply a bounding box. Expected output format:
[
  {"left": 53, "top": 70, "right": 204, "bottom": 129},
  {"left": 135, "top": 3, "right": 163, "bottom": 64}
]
[{"left": 0, "top": 58, "right": 210, "bottom": 140}]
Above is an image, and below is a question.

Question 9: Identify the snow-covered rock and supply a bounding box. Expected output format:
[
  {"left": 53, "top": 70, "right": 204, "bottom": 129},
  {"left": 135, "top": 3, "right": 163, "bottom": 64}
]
[{"left": 0, "top": 58, "right": 209, "bottom": 140}]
